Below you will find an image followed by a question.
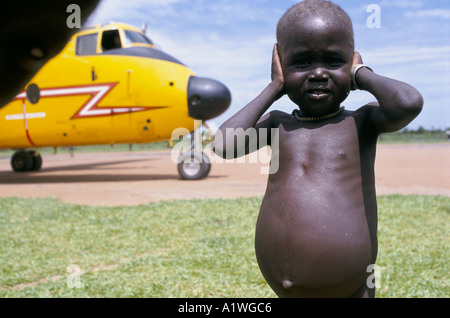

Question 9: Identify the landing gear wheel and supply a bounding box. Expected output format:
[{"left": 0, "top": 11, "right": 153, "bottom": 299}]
[
  {"left": 11, "top": 150, "right": 33, "bottom": 172},
  {"left": 11, "top": 150, "right": 42, "bottom": 172},
  {"left": 177, "top": 151, "right": 211, "bottom": 180},
  {"left": 28, "top": 150, "right": 42, "bottom": 171}
]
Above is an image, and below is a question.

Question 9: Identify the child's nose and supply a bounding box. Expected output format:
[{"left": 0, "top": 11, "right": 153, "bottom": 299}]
[{"left": 308, "top": 68, "right": 329, "bottom": 81}]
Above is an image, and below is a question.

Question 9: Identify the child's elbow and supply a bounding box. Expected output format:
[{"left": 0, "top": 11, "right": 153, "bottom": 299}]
[
  {"left": 408, "top": 91, "right": 424, "bottom": 116},
  {"left": 399, "top": 88, "right": 424, "bottom": 117},
  {"left": 383, "top": 89, "right": 423, "bottom": 132}
]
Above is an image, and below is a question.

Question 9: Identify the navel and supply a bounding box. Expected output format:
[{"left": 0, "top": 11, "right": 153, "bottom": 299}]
[{"left": 282, "top": 280, "right": 294, "bottom": 290}]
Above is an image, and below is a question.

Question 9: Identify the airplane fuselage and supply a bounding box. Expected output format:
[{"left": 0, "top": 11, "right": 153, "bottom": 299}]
[
  {"left": 0, "top": 23, "right": 231, "bottom": 179},
  {"left": 0, "top": 23, "right": 198, "bottom": 149}
]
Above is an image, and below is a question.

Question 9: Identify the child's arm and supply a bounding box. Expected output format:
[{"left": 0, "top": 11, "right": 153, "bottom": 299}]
[
  {"left": 352, "top": 52, "right": 423, "bottom": 133},
  {"left": 213, "top": 44, "right": 285, "bottom": 158}
]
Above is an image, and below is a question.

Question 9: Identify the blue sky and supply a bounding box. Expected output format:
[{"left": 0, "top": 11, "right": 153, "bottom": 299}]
[{"left": 86, "top": 0, "right": 450, "bottom": 130}]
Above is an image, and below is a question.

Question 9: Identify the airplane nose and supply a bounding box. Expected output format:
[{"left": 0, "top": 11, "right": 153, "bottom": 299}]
[{"left": 187, "top": 76, "right": 231, "bottom": 120}]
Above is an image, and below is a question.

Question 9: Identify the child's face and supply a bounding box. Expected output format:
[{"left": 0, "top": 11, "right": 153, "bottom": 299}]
[{"left": 279, "top": 16, "right": 354, "bottom": 116}]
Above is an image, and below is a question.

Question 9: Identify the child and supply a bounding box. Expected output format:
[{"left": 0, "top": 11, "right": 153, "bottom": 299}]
[{"left": 213, "top": 0, "right": 423, "bottom": 297}]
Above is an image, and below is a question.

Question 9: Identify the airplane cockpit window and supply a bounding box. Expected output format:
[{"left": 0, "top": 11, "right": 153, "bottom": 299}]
[
  {"left": 75, "top": 33, "right": 98, "bottom": 56},
  {"left": 124, "top": 30, "right": 154, "bottom": 46},
  {"left": 101, "top": 29, "right": 122, "bottom": 51}
]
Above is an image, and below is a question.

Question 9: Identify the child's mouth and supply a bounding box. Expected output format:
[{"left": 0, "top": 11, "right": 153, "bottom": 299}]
[{"left": 306, "top": 88, "right": 331, "bottom": 100}]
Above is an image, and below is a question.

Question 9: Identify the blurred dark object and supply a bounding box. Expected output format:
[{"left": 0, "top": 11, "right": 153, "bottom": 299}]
[{"left": 0, "top": 0, "right": 100, "bottom": 108}]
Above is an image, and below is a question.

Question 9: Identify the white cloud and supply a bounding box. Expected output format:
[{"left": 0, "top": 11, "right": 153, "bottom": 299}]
[
  {"left": 360, "top": 44, "right": 450, "bottom": 130},
  {"left": 405, "top": 9, "right": 450, "bottom": 19},
  {"left": 364, "top": 45, "right": 450, "bottom": 65},
  {"left": 379, "top": 0, "right": 423, "bottom": 9},
  {"left": 82, "top": 0, "right": 448, "bottom": 129},
  {"left": 86, "top": 0, "right": 181, "bottom": 26}
]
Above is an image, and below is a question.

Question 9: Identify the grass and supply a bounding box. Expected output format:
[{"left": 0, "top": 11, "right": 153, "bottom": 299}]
[
  {"left": 0, "top": 197, "right": 270, "bottom": 298},
  {"left": 0, "top": 195, "right": 448, "bottom": 298},
  {"left": 378, "top": 130, "right": 448, "bottom": 144},
  {"left": 376, "top": 195, "right": 449, "bottom": 297}
]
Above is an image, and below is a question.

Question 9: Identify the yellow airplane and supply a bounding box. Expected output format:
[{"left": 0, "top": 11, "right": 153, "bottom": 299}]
[{"left": 0, "top": 22, "right": 231, "bottom": 180}]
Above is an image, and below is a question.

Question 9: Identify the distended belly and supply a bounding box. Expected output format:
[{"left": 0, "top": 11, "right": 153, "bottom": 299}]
[{"left": 255, "top": 181, "right": 374, "bottom": 295}]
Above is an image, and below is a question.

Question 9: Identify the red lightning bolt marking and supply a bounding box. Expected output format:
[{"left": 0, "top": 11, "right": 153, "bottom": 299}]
[{"left": 15, "top": 83, "right": 165, "bottom": 119}]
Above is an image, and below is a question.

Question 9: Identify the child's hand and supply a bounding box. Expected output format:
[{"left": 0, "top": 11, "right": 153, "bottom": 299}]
[
  {"left": 271, "top": 43, "right": 285, "bottom": 99},
  {"left": 271, "top": 44, "right": 284, "bottom": 83},
  {"left": 352, "top": 51, "right": 363, "bottom": 67},
  {"left": 351, "top": 51, "right": 370, "bottom": 90}
]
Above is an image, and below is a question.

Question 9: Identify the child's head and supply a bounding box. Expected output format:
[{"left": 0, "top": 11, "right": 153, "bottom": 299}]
[
  {"left": 276, "top": 0, "right": 355, "bottom": 116},
  {"left": 277, "top": 0, "right": 354, "bottom": 54}
]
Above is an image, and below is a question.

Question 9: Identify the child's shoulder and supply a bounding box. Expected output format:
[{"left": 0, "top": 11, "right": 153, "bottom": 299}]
[
  {"left": 350, "top": 102, "right": 380, "bottom": 121},
  {"left": 267, "top": 109, "right": 296, "bottom": 122},
  {"left": 257, "top": 109, "right": 295, "bottom": 128},
  {"left": 269, "top": 109, "right": 298, "bottom": 127}
]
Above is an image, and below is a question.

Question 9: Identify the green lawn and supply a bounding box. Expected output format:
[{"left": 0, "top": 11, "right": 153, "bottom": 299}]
[
  {"left": 0, "top": 195, "right": 448, "bottom": 298},
  {"left": 378, "top": 130, "right": 448, "bottom": 144}
]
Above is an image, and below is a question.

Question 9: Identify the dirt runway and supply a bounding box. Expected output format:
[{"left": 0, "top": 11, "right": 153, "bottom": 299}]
[{"left": 0, "top": 143, "right": 448, "bottom": 206}]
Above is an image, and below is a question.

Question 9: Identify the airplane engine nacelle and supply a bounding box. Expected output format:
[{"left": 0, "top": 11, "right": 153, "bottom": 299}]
[{"left": 187, "top": 76, "right": 231, "bottom": 121}]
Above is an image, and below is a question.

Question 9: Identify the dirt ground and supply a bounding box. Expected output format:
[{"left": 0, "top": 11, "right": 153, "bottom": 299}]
[{"left": 0, "top": 143, "right": 448, "bottom": 206}]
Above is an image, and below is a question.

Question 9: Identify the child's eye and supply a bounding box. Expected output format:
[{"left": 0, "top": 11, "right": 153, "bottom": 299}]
[
  {"left": 327, "top": 59, "right": 345, "bottom": 67},
  {"left": 295, "top": 60, "right": 310, "bottom": 68}
]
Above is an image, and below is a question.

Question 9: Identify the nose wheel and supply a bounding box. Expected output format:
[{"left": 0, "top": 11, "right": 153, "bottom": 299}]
[
  {"left": 177, "top": 126, "right": 211, "bottom": 180},
  {"left": 177, "top": 151, "right": 211, "bottom": 180}
]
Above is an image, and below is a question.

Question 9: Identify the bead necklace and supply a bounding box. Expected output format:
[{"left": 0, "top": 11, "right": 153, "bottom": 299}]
[{"left": 292, "top": 106, "right": 345, "bottom": 122}]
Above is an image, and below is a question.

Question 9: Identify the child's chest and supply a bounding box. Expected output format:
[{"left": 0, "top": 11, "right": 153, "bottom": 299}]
[{"left": 275, "top": 117, "right": 361, "bottom": 170}]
